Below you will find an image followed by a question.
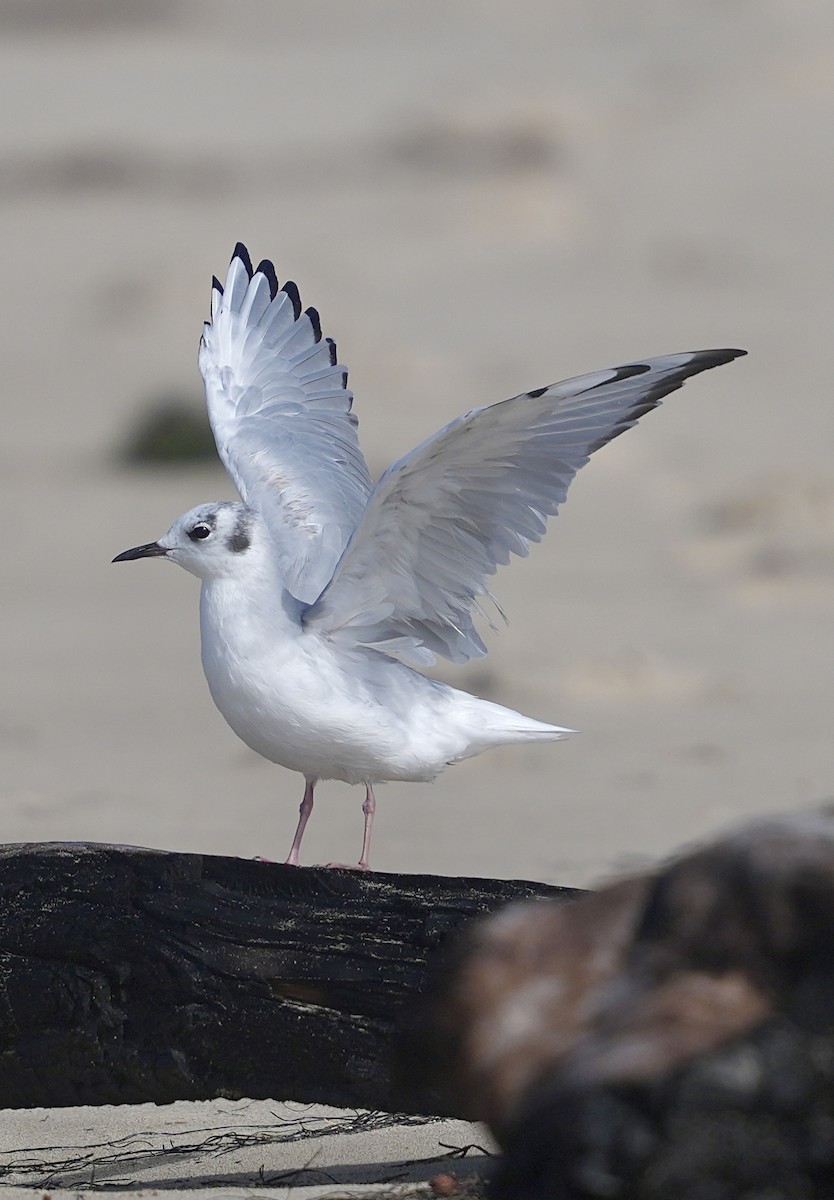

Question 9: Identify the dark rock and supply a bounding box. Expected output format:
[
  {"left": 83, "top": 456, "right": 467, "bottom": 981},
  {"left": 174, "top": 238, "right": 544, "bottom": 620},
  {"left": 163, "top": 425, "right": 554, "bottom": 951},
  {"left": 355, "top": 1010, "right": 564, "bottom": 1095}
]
[{"left": 404, "top": 811, "right": 834, "bottom": 1198}]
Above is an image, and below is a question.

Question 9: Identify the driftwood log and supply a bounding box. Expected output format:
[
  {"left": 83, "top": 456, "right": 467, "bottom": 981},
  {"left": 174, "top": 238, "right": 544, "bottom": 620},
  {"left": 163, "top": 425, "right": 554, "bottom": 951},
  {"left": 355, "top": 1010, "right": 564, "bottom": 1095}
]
[{"left": 0, "top": 841, "right": 576, "bottom": 1111}]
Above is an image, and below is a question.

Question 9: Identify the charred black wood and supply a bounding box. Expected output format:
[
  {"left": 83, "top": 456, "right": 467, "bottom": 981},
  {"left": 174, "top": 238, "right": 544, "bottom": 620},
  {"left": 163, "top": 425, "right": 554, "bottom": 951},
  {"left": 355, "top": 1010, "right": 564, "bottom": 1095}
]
[{"left": 0, "top": 842, "right": 576, "bottom": 1110}]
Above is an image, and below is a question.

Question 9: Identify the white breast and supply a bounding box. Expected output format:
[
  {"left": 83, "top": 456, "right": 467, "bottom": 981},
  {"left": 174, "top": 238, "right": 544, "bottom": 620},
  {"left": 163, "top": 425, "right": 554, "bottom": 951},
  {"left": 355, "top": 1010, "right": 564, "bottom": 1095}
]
[{"left": 197, "top": 574, "right": 467, "bottom": 784}]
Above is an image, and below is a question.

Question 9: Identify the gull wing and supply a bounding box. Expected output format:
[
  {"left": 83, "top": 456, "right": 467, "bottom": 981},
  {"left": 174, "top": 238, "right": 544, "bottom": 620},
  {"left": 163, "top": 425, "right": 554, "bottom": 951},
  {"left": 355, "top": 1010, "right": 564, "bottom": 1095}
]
[
  {"left": 199, "top": 244, "right": 373, "bottom": 603},
  {"left": 304, "top": 349, "right": 745, "bottom": 665}
]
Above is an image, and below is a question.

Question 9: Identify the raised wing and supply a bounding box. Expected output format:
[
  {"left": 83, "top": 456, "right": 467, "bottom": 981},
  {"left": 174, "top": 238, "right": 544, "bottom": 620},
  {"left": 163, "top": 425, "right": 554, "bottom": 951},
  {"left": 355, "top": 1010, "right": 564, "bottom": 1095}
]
[
  {"left": 304, "top": 349, "right": 745, "bottom": 665},
  {"left": 199, "top": 244, "right": 373, "bottom": 603}
]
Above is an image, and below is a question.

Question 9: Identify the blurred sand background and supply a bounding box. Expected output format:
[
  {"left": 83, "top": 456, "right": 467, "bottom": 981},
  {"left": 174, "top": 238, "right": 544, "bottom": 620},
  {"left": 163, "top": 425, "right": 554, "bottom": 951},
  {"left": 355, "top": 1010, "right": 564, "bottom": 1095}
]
[
  {"left": 2, "top": 0, "right": 833, "bottom": 889},
  {"left": 1, "top": 0, "right": 834, "bottom": 1194}
]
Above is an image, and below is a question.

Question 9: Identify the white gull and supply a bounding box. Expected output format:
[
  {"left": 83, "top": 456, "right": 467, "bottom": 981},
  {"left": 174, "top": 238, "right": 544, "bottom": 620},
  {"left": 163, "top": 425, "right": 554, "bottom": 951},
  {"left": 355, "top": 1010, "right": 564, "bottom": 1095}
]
[{"left": 114, "top": 244, "right": 744, "bottom": 869}]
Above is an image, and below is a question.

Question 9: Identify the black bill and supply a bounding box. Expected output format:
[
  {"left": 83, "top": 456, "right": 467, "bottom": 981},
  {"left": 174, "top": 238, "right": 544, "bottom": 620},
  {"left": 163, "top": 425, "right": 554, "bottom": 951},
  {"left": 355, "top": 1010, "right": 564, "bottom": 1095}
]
[{"left": 112, "top": 542, "right": 169, "bottom": 563}]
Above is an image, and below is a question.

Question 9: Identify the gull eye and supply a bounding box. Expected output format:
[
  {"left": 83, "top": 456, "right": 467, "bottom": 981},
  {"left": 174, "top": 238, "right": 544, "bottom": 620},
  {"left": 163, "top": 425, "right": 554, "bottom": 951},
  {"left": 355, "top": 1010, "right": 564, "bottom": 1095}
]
[{"left": 188, "top": 522, "right": 213, "bottom": 542}]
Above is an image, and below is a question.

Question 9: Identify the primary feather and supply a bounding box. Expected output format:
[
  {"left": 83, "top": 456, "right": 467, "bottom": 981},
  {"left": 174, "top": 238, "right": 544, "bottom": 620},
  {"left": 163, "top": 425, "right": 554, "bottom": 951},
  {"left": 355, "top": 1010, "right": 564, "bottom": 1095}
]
[{"left": 199, "top": 243, "right": 372, "bottom": 604}]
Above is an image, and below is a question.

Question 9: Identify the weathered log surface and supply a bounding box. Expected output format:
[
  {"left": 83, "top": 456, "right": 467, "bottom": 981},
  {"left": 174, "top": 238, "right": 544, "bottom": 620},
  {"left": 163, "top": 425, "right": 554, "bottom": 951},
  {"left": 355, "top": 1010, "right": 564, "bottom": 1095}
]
[{"left": 0, "top": 841, "right": 577, "bottom": 1111}]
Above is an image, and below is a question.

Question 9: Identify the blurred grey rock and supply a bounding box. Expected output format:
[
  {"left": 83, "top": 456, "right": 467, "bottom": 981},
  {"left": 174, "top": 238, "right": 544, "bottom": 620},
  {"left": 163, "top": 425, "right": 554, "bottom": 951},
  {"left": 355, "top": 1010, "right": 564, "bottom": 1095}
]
[{"left": 403, "top": 810, "right": 834, "bottom": 1198}]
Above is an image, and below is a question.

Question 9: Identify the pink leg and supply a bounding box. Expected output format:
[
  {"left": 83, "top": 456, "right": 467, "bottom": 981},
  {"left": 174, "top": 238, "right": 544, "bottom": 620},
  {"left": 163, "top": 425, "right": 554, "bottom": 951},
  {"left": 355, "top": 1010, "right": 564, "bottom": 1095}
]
[
  {"left": 358, "top": 783, "right": 376, "bottom": 871},
  {"left": 324, "top": 783, "right": 376, "bottom": 871},
  {"left": 285, "top": 777, "right": 316, "bottom": 866}
]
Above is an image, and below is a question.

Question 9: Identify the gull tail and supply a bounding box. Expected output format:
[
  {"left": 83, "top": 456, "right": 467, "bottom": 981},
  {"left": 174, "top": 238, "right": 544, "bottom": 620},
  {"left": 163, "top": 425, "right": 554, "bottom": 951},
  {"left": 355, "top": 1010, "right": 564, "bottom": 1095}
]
[{"left": 450, "top": 697, "right": 574, "bottom": 764}]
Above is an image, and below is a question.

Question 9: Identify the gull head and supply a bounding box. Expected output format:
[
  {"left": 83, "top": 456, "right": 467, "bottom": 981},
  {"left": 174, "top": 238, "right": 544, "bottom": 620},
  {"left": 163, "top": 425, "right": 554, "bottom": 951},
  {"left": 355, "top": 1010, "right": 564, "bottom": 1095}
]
[{"left": 112, "top": 501, "right": 255, "bottom": 581}]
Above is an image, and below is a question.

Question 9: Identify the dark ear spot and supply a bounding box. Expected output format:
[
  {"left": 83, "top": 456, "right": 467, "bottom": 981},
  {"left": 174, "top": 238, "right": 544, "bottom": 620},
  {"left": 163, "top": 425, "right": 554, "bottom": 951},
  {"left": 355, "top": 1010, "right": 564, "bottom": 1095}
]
[{"left": 227, "top": 512, "right": 251, "bottom": 553}]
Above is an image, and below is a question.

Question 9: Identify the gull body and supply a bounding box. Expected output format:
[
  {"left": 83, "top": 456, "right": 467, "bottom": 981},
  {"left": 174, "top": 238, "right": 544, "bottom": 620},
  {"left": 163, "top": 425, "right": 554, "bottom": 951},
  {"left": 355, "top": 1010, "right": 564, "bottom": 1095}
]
[
  {"left": 152, "top": 501, "right": 562, "bottom": 787},
  {"left": 114, "top": 244, "right": 744, "bottom": 869}
]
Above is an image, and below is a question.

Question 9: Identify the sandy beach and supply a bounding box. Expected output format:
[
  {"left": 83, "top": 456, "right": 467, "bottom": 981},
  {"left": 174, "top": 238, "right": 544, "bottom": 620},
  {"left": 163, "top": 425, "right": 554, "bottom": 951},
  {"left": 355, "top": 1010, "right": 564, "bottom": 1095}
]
[{"left": 0, "top": 0, "right": 833, "bottom": 1193}]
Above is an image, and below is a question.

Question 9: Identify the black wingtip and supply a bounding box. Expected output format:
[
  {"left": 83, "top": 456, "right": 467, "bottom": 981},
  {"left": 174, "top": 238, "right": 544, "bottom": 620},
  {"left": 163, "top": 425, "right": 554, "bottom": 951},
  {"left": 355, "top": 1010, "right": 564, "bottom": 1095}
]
[
  {"left": 255, "top": 258, "right": 279, "bottom": 299},
  {"left": 325, "top": 336, "right": 338, "bottom": 366},
  {"left": 281, "top": 280, "right": 302, "bottom": 320},
  {"left": 584, "top": 348, "right": 746, "bottom": 456},
  {"left": 231, "top": 242, "right": 253, "bottom": 277},
  {"left": 703, "top": 347, "right": 747, "bottom": 366},
  {"left": 211, "top": 275, "right": 224, "bottom": 296},
  {"left": 306, "top": 307, "right": 322, "bottom": 343},
  {"left": 672, "top": 347, "right": 747, "bottom": 381}
]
